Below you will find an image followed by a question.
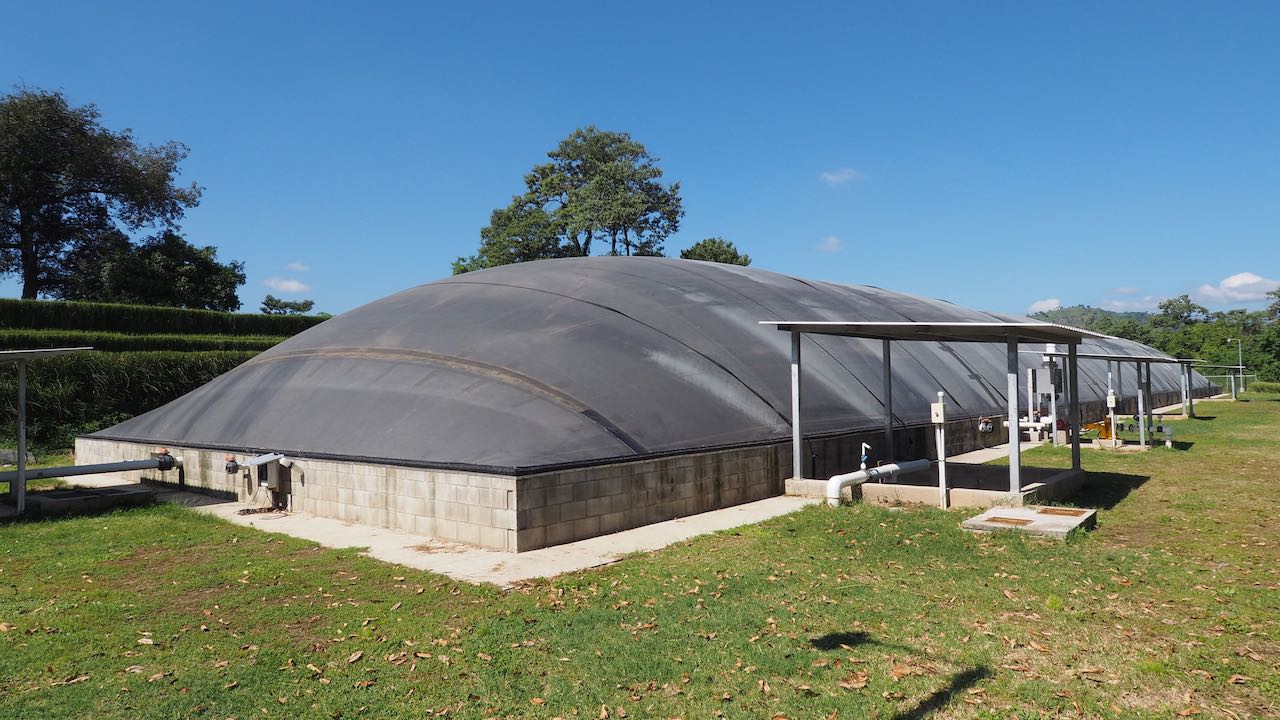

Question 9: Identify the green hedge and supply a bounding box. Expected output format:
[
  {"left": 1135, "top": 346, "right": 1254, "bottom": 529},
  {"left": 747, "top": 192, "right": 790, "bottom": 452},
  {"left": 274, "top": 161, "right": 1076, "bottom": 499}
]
[
  {"left": 0, "top": 298, "right": 326, "bottom": 336},
  {"left": 0, "top": 351, "right": 257, "bottom": 451},
  {"left": 1249, "top": 381, "right": 1280, "bottom": 394},
  {"left": 0, "top": 329, "right": 286, "bottom": 353}
]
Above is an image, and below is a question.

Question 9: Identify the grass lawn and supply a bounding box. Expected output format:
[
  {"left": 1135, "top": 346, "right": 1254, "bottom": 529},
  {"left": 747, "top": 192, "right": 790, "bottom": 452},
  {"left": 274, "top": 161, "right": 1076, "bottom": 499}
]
[
  {"left": 0, "top": 450, "right": 74, "bottom": 496},
  {"left": 1, "top": 397, "right": 1278, "bottom": 719}
]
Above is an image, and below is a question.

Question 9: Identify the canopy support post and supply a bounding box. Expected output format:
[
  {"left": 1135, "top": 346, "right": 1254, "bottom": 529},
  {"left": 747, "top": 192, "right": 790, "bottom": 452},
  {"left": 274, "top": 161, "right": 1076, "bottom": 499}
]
[
  {"left": 14, "top": 359, "right": 27, "bottom": 514},
  {"left": 1006, "top": 334, "right": 1021, "bottom": 494},
  {"left": 790, "top": 330, "right": 803, "bottom": 481},
  {"left": 1068, "top": 344, "right": 1081, "bottom": 472}
]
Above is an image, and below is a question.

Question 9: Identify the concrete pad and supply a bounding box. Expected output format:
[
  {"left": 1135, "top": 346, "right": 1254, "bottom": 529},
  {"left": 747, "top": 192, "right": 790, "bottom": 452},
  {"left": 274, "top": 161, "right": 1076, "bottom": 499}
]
[
  {"left": 961, "top": 504, "right": 1096, "bottom": 539},
  {"left": 159, "top": 487, "right": 814, "bottom": 586},
  {"left": 24, "top": 485, "right": 155, "bottom": 516}
]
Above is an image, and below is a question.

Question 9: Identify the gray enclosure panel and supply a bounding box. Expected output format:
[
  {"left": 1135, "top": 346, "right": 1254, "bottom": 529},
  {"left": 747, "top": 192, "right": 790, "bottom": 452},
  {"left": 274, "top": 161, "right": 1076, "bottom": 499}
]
[{"left": 93, "top": 257, "right": 1208, "bottom": 473}]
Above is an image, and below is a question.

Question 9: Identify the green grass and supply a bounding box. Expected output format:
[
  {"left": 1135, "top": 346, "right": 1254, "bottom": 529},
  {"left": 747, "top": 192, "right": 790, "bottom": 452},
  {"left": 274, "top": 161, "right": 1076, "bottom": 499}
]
[
  {"left": 2, "top": 398, "right": 1278, "bottom": 718},
  {"left": 0, "top": 450, "right": 75, "bottom": 495}
]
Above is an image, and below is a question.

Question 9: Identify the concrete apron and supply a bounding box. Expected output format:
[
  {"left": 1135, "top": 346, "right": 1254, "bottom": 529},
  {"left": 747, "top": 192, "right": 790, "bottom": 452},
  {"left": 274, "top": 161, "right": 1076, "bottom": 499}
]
[
  {"left": 785, "top": 441, "right": 1085, "bottom": 510},
  {"left": 143, "top": 486, "right": 816, "bottom": 586}
]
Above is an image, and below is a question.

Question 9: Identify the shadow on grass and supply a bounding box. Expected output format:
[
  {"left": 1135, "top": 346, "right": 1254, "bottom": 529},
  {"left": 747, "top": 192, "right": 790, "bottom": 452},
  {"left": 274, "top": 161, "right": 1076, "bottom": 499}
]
[
  {"left": 810, "top": 631, "right": 871, "bottom": 650},
  {"left": 1073, "top": 471, "right": 1150, "bottom": 510},
  {"left": 1171, "top": 440, "right": 1195, "bottom": 451},
  {"left": 1190, "top": 415, "right": 1216, "bottom": 421},
  {"left": 892, "top": 666, "right": 991, "bottom": 720}
]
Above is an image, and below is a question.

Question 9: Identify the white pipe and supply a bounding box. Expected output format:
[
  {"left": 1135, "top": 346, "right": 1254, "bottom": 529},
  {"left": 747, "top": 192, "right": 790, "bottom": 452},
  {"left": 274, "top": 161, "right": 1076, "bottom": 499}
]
[{"left": 825, "top": 459, "right": 931, "bottom": 507}]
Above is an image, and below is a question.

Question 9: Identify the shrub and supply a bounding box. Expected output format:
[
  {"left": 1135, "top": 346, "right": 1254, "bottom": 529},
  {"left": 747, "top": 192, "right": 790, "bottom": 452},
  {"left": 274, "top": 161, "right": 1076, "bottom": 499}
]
[
  {"left": 1249, "top": 380, "right": 1280, "bottom": 394},
  {"left": 0, "top": 329, "right": 286, "bottom": 352},
  {"left": 0, "top": 298, "right": 326, "bottom": 336},
  {"left": 0, "top": 351, "right": 257, "bottom": 450}
]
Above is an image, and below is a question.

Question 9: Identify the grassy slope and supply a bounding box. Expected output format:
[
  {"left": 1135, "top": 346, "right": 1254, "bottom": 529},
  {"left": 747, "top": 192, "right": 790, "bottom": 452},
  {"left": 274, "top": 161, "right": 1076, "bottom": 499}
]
[{"left": 1, "top": 398, "right": 1277, "bottom": 719}]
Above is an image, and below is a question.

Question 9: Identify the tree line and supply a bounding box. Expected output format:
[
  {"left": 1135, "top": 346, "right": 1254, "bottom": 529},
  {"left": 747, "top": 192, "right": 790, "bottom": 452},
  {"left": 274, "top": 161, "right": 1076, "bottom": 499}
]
[{"left": 1033, "top": 293, "right": 1280, "bottom": 382}]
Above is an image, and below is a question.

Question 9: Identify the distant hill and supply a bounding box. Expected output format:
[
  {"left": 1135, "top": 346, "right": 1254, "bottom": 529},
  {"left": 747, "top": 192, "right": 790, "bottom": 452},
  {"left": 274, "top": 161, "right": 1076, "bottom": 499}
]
[{"left": 1031, "top": 304, "right": 1151, "bottom": 328}]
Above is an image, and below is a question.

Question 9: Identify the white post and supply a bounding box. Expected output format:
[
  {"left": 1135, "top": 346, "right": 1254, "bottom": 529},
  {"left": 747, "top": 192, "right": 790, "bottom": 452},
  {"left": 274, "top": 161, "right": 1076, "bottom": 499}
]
[
  {"left": 1185, "top": 364, "right": 1195, "bottom": 418},
  {"left": 1230, "top": 372, "right": 1237, "bottom": 400},
  {"left": 1180, "top": 364, "right": 1189, "bottom": 416},
  {"left": 791, "top": 331, "right": 803, "bottom": 481},
  {"left": 1141, "top": 361, "right": 1152, "bottom": 445},
  {"left": 1144, "top": 362, "right": 1154, "bottom": 441},
  {"left": 15, "top": 360, "right": 27, "bottom": 514},
  {"left": 1027, "top": 367, "right": 1035, "bottom": 423},
  {"left": 1006, "top": 335, "right": 1021, "bottom": 494},
  {"left": 882, "top": 338, "right": 894, "bottom": 462},
  {"left": 933, "top": 391, "right": 947, "bottom": 509},
  {"left": 1068, "top": 345, "right": 1081, "bottom": 471}
]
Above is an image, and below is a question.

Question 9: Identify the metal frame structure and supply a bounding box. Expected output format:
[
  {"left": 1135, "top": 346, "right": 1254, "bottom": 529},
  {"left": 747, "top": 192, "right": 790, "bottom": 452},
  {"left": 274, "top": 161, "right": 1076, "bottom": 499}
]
[
  {"left": 1196, "top": 363, "right": 1246, "bottom": 400},
  {"left": 1027, "top": 349, "right": 1200, "bottom": 446},
  {"left": 2, "top": 348, "right": 93, "bottom": 513},
  {"left": 761, "top": 321, "right": 1100, "bottom": 496}
]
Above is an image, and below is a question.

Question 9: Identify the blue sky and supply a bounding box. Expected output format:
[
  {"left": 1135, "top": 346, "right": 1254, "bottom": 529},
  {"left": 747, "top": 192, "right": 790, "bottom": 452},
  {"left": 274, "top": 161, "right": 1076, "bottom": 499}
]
[{"left": 4, "top": 1, "right": 1278, "bottom": 316}]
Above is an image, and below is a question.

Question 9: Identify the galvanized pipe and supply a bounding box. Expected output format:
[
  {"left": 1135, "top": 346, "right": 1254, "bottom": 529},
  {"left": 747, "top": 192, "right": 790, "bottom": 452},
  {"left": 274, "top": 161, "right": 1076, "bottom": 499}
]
[{"left": 0, "top": 455, "right": 179, "bottom": 484}]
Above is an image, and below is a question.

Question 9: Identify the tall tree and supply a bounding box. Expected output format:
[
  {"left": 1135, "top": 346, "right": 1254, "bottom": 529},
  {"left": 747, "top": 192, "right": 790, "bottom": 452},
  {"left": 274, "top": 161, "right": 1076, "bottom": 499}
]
[
  {"left": 454, "top": 127, "right": 683, "bottom": 273},
  {"left": 680, "top": 237, "right": 751, "bottom": 266},
  {"left": 54, "top": 230, "right": 245, "bottom": 311},
  {"left": 0, "top": 88, "right": 201, "bottom": 298}
]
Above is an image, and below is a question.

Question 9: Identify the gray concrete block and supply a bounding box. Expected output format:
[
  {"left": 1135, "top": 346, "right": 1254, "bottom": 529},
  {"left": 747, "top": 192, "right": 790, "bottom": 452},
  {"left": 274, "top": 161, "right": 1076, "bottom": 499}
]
[
  {"left": 586, "top": 495, "right": 611, "bottom": 518},
  {"left": 572, "top": 515, "right": 600, "bottom": 538},
  {"left": 572, "top": 479, "right": 601, "bottom": 502},
  {"left": 560, "top": 499, "right": 586, "bottom": 521},
  {"left": 515, "top": 526, "right": 546, "bottom": 552}
]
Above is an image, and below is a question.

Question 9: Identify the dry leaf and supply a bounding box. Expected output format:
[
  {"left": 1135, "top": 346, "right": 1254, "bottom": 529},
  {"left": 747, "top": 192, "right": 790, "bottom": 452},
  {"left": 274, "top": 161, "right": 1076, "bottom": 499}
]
[
  {"left": 839, "top": 671, "right": 869, "bottom": 689},
  {"left": 347, "top": 650, "right": 364, "bottom": 664},
  {"left": 529, "top": 697, "right": 545, "bottom": 705},
  {"left": 1228, "top": 675, "right": 1253, "bottom": 684},
  {"left": 136, "top": 638, "right": 154, "bottom": 646},
  {"left": 224, "top": 681, "right": 238, "bottom": 690}
]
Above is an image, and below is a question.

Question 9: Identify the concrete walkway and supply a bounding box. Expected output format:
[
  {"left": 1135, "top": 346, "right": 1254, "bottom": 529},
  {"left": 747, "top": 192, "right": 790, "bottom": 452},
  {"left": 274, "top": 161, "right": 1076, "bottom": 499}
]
[{"left": 159, "top": 488, "right": 814, "bottom": 586}]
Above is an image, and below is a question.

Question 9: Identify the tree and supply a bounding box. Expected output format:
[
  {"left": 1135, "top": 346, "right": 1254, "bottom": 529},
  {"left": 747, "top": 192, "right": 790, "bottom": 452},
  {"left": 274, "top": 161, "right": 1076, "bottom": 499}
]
[
  {"left": 53, "top": 231, "right": 245, "bottom": 311},
  {"left": 680, "top": 237, "right": 751, "bottom": 266},
  {"left": 0, "top": 88, "right": 201, "bottom": 298},
  {"left": 1265, "top": 288, "right": 1280, "bottom": 323},
  {"left": 261, "top": 294, "right": 316, "bottom": 315},
  {"left": 1152, "top": 294, "right": 1209, "bottom": 331},
  {"left": 454, "top": 127, "right": 683, "bottom": 273}
]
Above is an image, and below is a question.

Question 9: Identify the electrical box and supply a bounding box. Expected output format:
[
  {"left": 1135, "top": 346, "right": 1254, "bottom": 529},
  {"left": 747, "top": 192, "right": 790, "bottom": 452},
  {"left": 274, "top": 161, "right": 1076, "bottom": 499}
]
[
  {"left": 1106, "top": 391, "right": 1117, "bottom": 409},
  {"left": 1035, "top": 367, "right": 1054, "bottom": 393},
  {"left": 930, "top": 401, "right": 945, "bottom": 424}
]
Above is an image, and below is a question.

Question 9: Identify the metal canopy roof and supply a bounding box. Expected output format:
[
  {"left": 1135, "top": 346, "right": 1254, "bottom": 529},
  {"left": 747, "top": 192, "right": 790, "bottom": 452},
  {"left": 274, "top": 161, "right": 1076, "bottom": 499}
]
[
  {"left": 760, "top": 321, "right": 1101, "bottom": 344},
  {"left": 1022, "top": 349, "right": 1198, "bottom": 364},
  {"left": 0, "top": 347, "right": 93, "bottom": 362}
]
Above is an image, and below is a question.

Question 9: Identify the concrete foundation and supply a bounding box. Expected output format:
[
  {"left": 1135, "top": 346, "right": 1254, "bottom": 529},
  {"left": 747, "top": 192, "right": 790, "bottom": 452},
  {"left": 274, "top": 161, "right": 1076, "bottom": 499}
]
[
  {"left": 72, "top": 383, "right": 1207, "bottom": 551},
  {"left": 961, "top": 504, "right": 1097, "bottom": 539}
]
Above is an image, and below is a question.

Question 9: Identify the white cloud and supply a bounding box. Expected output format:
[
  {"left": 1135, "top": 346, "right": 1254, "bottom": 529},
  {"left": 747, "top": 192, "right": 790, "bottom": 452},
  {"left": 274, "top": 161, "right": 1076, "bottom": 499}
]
[
  {"left": 287, "top": 261, "right": 310, "bottom": 272},
  {"left": 819, "top": 167, "right": 864, "bottom": 185},
  {"left": 817, "top": 235, "right": 843, "bottom": 252},
  {"left": 264, "top": 277, "right": 311, "bottom": 293},
  {"left": 1027, "top": 298, "right": 1061, "bottom": 314},
  {"left": 1194, "top": 271, "right": 1280, "bottom": 304},
  {"left": 1110, "top": 286, "right": 1138, "bottom": 296},
  {"left": 1102, "top": 296, "right": 1164, "bottom": 312}
]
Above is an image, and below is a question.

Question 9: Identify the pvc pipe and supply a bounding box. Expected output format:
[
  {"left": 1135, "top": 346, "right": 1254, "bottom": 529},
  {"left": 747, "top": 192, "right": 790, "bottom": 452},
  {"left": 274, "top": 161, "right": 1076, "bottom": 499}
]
[
  {"left": 825, "top": 459, "right": 931, "bottom": 507},
  {"left": 0, "top": 455, "right": 180, "bottom": 484}
]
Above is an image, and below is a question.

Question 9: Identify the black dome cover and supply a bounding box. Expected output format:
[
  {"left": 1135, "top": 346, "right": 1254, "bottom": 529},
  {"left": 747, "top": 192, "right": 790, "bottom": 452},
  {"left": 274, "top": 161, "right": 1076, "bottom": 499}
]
[{"left": 92, "top": 258, "right": 1197, "bottom": 472}]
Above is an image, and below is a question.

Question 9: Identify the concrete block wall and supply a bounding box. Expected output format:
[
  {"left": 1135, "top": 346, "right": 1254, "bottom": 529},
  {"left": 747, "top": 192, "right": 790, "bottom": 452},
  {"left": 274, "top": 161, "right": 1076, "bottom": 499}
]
[
  {"left": 75, "top": 438, "right": 518, "bottom": 551},
  {"left": 513, "top": 444, "right": 785, "bottom": 551}
]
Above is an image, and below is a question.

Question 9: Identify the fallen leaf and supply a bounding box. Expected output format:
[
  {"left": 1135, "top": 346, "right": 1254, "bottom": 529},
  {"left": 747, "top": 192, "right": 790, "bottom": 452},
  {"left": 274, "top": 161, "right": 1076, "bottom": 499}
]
[
  {"left": 136, "top": 638, "right": 154, "bottom": 646},
  {"left": 224, "top": 681, "right": 238, "bottom": 690},
  {"left": 839, "top": 671, "right": 869, "bottom": 689},
  {"left": 1228, "top": 675, "right": 1253, "bottom": 684},
  {"left": 347, "top": 650, "right": 364, "bottom": 664},
  {"left": 530, "top": 697, "right": 545, "bottom": 705}
]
